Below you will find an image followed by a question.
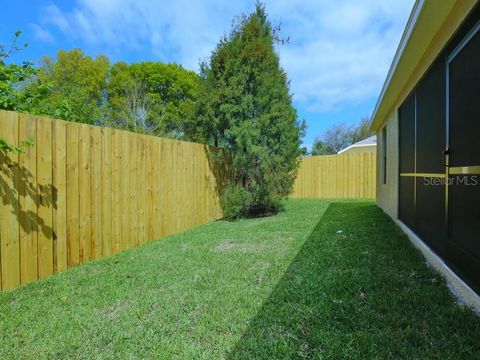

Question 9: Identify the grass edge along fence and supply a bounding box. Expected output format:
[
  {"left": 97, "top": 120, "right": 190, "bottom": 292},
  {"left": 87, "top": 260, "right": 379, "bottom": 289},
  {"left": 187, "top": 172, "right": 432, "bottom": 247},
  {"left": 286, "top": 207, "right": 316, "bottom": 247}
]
[
  {"left": 0, "top": 110, "right": 224, "bottom": 291},
  {"left": 0, "top": 110, "right": 376, "bottom": 292},
  {"left": 291, "top": 153, "right": 376, "bottom": 199}
]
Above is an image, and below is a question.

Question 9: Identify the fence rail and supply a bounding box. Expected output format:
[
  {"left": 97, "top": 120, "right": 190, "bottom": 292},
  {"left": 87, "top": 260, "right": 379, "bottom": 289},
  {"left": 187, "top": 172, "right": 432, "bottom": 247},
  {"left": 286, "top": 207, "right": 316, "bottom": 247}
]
[
  {"left": 0, "top": 110, "right": 223, "bottom": 291},
  {"left": 291, "top": 153, "right": 376, "bottom": 199}
]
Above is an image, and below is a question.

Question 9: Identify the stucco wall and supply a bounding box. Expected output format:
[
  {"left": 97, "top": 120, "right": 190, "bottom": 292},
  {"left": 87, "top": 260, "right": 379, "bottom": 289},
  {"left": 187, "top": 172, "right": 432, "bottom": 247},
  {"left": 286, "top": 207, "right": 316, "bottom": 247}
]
[{"left": 376, "top": 110, "right": 399, "bottom": 219}]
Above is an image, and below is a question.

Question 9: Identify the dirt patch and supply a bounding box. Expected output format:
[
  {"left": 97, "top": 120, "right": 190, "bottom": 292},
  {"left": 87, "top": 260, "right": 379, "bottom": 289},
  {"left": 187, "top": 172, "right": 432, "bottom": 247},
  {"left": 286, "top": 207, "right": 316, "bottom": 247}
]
[
  {"left": 213, "top": 241, "right": 266, "bottom": 253},
  {"left": 94, "top": 300, "right": 129, "bottom": 320}
]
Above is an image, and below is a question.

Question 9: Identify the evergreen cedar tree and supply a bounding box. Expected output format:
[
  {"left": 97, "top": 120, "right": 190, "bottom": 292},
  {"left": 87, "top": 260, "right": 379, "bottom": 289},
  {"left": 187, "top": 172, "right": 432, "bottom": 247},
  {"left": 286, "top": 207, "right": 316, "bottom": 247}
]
[{"left": 189, "top": 3, "right": 305, "bottom": 218}]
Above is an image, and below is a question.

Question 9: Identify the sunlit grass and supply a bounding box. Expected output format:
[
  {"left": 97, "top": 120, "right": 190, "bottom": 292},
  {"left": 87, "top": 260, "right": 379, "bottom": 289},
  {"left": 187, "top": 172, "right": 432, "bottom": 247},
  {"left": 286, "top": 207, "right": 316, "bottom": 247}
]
[{"left": 0, "top": 200, "right": 479, "bottom": 359}]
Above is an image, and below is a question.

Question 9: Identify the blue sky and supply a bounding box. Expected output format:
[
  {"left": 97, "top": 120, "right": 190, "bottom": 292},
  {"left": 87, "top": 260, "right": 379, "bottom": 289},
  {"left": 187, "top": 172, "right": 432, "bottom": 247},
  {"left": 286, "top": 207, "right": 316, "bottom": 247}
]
[{"left": 1, "top": 0, "right": 414, "bottom": 149}]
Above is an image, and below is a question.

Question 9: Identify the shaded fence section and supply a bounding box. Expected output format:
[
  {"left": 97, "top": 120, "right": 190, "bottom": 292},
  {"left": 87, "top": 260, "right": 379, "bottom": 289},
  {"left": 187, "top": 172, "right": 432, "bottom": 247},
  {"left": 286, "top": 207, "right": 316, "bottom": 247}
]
[
  {"left": 0, "top": 110, "right": 223, "bottom": 291},
  {"left": 291, "top": 153, "right": 376, "bottom": 199}
]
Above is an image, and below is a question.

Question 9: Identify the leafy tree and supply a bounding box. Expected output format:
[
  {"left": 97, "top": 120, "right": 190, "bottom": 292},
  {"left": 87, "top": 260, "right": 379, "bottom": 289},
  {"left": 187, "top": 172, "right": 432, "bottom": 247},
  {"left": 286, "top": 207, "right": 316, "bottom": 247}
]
[
  {"left": 0, "top": 138, "right": 34, "bottom": 154},
  {"left": 351, "top": 116, "right": 372, "bottom": 143},
  {"left": 322, "top": 123, "right": 355, "bottom": 154},
  {"left": 299, "top": 146, "right": 308, "bottom": 156},
  {"left": 107, "top": 61, "right": 200, "bottom": 138},
  {"left": 24, "top": 49, "right": 110, "bottom": 124},
  {"left": 311, "top": 138, "right": 328, "bottom": 156},
  {"left": 0, "top": 31, "right": 36, "bottom": 155},
  {"left": 191, "top": 3, "right": 304, "bottom": 218},
  {"left": 311, "top": 116, "right": 373, "bottom": 155},
  {"left": 0, "top": 31, "right": 38, "bottom": 111},
  {"left": 2, "top": 34, "right": 201, "bottom": 141}
]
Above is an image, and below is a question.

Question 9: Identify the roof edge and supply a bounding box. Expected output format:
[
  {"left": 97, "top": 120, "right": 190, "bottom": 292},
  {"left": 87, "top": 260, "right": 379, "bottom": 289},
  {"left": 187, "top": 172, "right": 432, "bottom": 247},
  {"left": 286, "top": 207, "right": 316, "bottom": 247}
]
[
  {"left": 369, "top": 0, "right": 425, "bottom": 132},
  {"left": 337, "top": 143, "right": 377, "bottom": 155}
]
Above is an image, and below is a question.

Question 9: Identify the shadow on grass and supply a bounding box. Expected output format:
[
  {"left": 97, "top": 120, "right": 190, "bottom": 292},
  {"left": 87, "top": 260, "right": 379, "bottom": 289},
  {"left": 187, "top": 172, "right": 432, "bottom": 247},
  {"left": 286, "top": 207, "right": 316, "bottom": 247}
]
[{"left": 228, "top": 202, "right": 480, "bottom": 359}]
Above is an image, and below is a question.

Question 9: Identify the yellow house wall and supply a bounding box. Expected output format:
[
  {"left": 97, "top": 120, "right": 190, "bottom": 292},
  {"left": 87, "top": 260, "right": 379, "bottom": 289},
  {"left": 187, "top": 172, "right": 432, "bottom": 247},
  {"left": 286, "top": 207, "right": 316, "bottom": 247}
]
[{"left": 376, "top": 111, "right": 399, "bottom": 219}]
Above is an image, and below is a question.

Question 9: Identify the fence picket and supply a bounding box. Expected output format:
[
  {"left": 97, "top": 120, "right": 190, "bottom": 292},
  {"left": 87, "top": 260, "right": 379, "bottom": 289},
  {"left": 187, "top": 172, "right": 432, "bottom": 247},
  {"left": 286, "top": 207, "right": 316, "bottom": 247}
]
[
  {"left": 291, "top": 153, "right": 376, "bottom": 199},
  {"left": 18, "top": 114, "right": 38, "bottom": 284}
]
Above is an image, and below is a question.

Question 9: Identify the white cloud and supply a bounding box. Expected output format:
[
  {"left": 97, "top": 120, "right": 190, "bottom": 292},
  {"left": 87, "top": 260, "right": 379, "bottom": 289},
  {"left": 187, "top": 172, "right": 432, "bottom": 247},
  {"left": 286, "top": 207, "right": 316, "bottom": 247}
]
[
  {"left": 30, "top": 24, "right": 55, "bottom": 43},
  {"left": 38, "top": 0, "right": 414, "bottom": 112},
  {"left": 267, "top": 0, "right": 415, "bottom": 111},
  {"left": 43, "top": 3, "right": 71, "bottom": 35}
]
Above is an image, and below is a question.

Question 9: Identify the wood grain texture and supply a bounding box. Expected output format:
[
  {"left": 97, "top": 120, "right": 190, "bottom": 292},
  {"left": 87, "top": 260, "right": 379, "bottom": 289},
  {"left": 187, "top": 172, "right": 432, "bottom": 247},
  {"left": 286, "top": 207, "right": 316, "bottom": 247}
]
[
  {"left": 79, "top": 124, "right": 91, "bottom": 263},
  {"left": 18, "top": 114, "right": 38, "bottom": 284},
  {"left": 90, "top": 126, "right": 102, "bottom": 259},
  {"left": 1, "top": 111, "right": 225, "bottom": 291},
  {"left": 0, "top": 110, "right": 375, "bottom": 292},
  {"left": 66, "top": 122, "right": 80, "bottom": 267},
  {"left": 291, "top": 153, "right": 376, "bottom": 199},
  {"left": 101, "top": 127, "right": 112, "bottom": 257},
  {"left": 53, "top": 119, "right": 67, "bottom": 273},
  {"left": 111, "top": 129, "right": 122, "bottom": 254},
  {"left": 0, "top": 111, "right": 20, "bottom": 289},
  {"left": 36, "top": 116, "right": 54, "bottom": 279}
]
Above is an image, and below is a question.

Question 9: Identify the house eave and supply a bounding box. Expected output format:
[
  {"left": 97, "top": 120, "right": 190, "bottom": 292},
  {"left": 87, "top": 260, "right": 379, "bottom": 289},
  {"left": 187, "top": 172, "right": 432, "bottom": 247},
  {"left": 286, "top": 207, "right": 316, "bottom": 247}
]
[
  {"left": 370, "top": 0, "right": 425, "bottom": 132},
  {"left": 370, "top": 0, "right": 478, "bottom": 133}
]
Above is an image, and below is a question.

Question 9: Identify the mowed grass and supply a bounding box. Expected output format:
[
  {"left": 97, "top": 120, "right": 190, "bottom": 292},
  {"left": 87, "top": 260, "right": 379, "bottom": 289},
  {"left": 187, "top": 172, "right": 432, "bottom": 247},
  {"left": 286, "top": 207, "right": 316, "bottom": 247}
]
[{"left": 1, "top": 200, "right": 479, "bottom": 359}]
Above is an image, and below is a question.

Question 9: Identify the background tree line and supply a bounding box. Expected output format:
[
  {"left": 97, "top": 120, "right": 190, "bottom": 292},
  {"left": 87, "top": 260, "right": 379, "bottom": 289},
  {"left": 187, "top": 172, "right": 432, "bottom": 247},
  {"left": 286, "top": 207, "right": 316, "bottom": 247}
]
[
  {"left": 1, "top": 33, "right": 199, "bottom": 140},
  {"left": 310, "top": 116, "right": 372, "bottom": 156}
]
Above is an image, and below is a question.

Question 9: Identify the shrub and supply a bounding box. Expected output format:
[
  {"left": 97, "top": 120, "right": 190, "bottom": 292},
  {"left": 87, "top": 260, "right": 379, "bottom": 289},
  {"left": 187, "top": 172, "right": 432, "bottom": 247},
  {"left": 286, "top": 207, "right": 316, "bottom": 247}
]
[{"left": 220, "top": 185, "right": 253, "bottom": 219}]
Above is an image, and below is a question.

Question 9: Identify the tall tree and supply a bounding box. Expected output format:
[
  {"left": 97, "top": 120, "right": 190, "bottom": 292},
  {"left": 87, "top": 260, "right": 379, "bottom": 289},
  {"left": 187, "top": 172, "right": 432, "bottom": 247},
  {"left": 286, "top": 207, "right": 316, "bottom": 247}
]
[
  {"left": 351, "top": 115, "right": 372, "bottom": 143},
  {"left": 108, "top": 61, "right": 200, "bottom": 138},
  {"left": 192, "top": 3, "right": 304, "bottom": 218},
  {"left": 24, "top": 49, "right": 110, "bottom": 123},
  {"left": 311, "top": 138, "right": 328, "bottom": 156},
  {"left": 311, "top": 116, "right": 373, "bottom": 155},
  {"left": 322, "top": 123, "right": 355, "bottom": 153}
]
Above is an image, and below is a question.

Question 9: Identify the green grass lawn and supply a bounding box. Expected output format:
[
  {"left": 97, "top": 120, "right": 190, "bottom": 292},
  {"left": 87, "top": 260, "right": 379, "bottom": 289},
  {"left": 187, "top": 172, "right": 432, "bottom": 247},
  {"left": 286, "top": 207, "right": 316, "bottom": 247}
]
[{"left": 1, "top": 200, "right": 479, "bottom": 359}]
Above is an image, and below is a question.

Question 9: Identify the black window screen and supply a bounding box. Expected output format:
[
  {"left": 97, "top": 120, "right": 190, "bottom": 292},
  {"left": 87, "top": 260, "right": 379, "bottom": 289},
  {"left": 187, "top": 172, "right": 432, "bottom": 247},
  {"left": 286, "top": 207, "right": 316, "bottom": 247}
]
[
  {"left": 449, "top": 28, "right": 480, "bottom": 167},
  {"left": 399, "top": 177, "right": 415, "bottom": 229},
  {"left": 399, "top": 94, "right": 416, "bottom": 174},
  {"left": 415, "top": 178, "right": 445, "bottom": 255},
  {"left": 415, "top": 56, "right": 446, "bottom": 174},
  {"left": 398, "top": 94, "right": 416, "bottom": 229},
  {"left": 413, "top": 55, "right": 447, "bottom": 255}
]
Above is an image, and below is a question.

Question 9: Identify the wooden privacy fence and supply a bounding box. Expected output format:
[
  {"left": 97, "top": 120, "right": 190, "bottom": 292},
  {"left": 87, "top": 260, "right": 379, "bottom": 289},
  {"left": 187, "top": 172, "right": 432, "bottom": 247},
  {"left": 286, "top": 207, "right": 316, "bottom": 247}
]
[
  {"left": 0, "top": 110, "right": 377, "bottom": 291},
  {"left": 291, "top": 153, "right": 376, "bottom": 199},
  {"left": 0, "top": 110, "right": 224, "bottom": 291}
]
